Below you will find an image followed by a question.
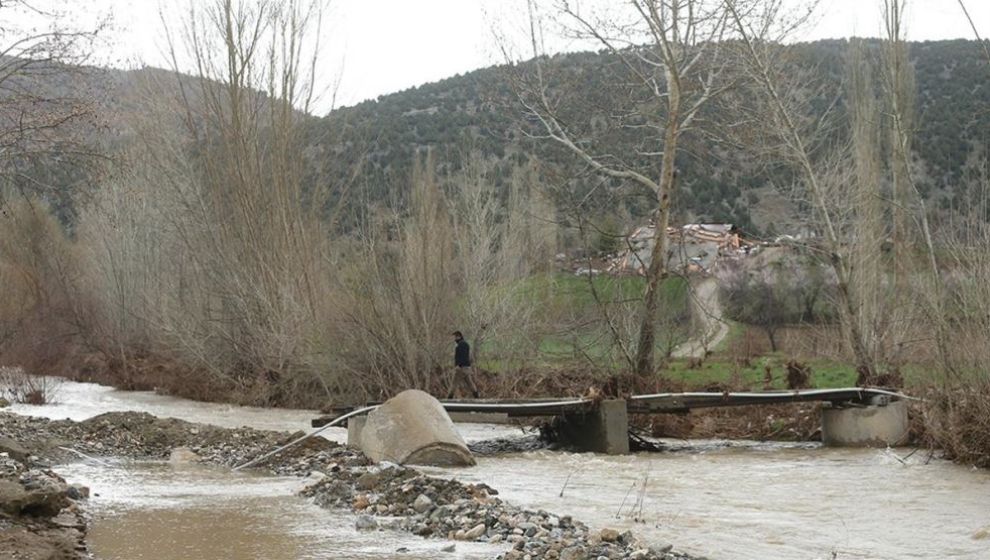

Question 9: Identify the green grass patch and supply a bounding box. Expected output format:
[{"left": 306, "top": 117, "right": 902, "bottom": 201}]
[
  {"left": 481, "top": 273, "right": 691, "bottom": 370},
  {"left": 515, "top": 273, "right": 688, "bottom": 311},
  {"left": 661, "top": 356, "right": 860, "bottom": 389}
]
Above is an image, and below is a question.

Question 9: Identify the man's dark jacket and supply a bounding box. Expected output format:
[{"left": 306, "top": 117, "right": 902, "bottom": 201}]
[{"left": 455, "top": 339, "right": 471, "bottom": 367}]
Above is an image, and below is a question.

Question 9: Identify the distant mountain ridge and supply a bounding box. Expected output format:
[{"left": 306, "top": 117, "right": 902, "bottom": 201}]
[
  {"left": 11, "top": 39, "right": 990, "bottom": 235},
  {"left": 308, "top": 39, "right": 990, "bottom": 235}
]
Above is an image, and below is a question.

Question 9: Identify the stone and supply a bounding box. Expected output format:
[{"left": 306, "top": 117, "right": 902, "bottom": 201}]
[
  {"left": 356, "top": 471, "right": 380, "bottom": 491},
  {"left": 353, "top": 494, "right": 370, "bottom": 510},
  {"left": 650, "top": 543, "right": 674, "bottom": 554},
  {"left": 168, "top": 447, "right": 200, "bottom": 463},
  {"left": 518, "top": 521, "right": 538, "bottom": 536},
  {"left": 0, "top": 398, "right": 10, "bottom": 408},
  {"left": 66, "top": 484, "right": 89, "bottom": 500},
  {"left": 0, "top": 437, "right": 29, "bottom": 463},
  {"left": 463, "top": 523, "right": 486, "bottom": 540},
  {"left": 413, "top": 493, "right": 433, "bottom": 513},
  {"left": 319, "top": 480, "right": 353, "bottom": 503},
  {"left": 599, "top": 528, "right": 621, "bottom": 543},
  {"left": 560, "top": 546, "right": 587, "bottom": 560},
  {"left": 355, "top": 390, "right": 475, "bottom": 466},
  {"left": 50, "top": 512, "right": 85, "bottom": 529},
  {"left": 355, "top": 514, "right": 378, "bottom": 531},
  {"left": 441, "top": 543, "right": 456, "bottom": 552}
]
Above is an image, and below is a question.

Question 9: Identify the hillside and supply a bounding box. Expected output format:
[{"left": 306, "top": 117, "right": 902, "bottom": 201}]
[
  {"left": 309, "top": 39, "right": 990, "bottom": 236},
  {"left": 7, "top": 39, "right": 989, "bottom": 236}
]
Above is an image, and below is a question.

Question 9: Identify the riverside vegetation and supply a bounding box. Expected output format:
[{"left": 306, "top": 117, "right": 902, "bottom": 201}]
[{"left": 0, "top": 0, "right": 988, "bottom": 470}]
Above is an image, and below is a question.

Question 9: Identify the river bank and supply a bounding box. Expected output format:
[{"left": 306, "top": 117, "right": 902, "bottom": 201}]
[
  {"left": 0, "top": 410, "right": 693, "bottom": 560},
  {"left": 0, "top": 443, "right": 89, "bottom": 560},
  {"left": 5, "top": 379, "right": 990, "bottom": 559}
]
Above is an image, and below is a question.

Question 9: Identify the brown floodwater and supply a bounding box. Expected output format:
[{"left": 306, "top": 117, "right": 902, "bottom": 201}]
[
  {"left": 13, "top": 379, "right": 990, "bottom": 559},
  {"left": 57, "top": 461, "right": 503, "bottom": 560},
  {"left": 427, "top": 445, "right": 990, "bottom": 559}
]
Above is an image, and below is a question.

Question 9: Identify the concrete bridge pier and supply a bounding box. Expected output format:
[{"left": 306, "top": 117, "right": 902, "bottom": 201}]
[
  {"left": 557, "top": 399, "right": 630, "bottom": 455},
  {"left": 821, "top": 397, "right": 910, "bottom": 447}
]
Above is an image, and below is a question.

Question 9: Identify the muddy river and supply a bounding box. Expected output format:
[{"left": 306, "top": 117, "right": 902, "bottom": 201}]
[{"left": 11, "top": 380, "right": 990, "bottom": 559}]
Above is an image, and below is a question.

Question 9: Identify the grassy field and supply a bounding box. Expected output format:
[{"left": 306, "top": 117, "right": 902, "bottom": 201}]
[
  {"left": 530, "top": 274, "right": 689, "bottom": 364},
  {"left": 476, "top": 273, "right": 690, "bottom": 370},
  {"left": 514, "top": 273, "right": 688, "bottom": 310},
  {"left": 661, "top": 356, "right": 859, "bottom": 389},
  {"left": 483, "top": 273, "right": 930, "bottom": 392}
]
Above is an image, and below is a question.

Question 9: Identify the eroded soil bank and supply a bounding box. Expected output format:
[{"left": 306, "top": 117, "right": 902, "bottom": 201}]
[{"left": 0, "top": 441, "right": 89, "bottom": 560}]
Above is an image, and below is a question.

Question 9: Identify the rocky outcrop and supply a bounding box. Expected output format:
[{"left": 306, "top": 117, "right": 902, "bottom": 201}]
[{"left": 356, "top": 390, "right": 475, "bottom": 467}]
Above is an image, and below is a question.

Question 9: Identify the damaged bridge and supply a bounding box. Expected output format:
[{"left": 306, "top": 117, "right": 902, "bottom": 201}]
[{"left": 316, "top": 388, "right": 911, "bottom": 456}]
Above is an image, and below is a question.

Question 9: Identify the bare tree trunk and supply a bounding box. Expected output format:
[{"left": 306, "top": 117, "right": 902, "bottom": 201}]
[
  {"left": 848, "top": 40, "right": 884, "bottom": 372},
  {"left": 634, "top": 106, "right": 679, "bottom": 375}
]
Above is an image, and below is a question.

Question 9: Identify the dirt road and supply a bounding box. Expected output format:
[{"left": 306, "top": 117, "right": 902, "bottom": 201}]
[{"left": 671, "top": 277, "right": 729, "bottom": 359}]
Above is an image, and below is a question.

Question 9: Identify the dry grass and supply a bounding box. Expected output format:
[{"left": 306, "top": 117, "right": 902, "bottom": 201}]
[{"left": 921, "top": 380, "right": 990, "bottom": 468}]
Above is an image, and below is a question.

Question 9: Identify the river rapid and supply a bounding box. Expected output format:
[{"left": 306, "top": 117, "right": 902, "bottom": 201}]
[{"left": 10, "top": 379, "right": 990, "bottom": 560}]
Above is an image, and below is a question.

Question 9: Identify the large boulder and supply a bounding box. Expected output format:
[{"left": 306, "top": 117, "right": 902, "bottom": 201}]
[
  {"left": 0, "top": 478, "right": 70, "bottom": 517},
  {"left": 355, "top": 390, "right": 475, "bottom": 467}
]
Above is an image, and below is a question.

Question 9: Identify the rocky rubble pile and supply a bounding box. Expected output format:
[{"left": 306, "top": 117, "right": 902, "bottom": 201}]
[
  {"left": 0, "top": 411, "right": 365, "bottom": 473},
  {"left": 301, "top": 463, "right": 692, "bottom": 560}
]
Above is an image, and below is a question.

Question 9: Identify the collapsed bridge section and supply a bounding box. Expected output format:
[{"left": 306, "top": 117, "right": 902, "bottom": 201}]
[{"left": 317, "top": 388, "right": 911, "bottom": 456}]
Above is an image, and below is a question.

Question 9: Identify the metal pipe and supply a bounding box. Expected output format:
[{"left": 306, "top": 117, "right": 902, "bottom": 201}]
[{"left": 233, "top": 405, "right": 379, "bottom": 471}]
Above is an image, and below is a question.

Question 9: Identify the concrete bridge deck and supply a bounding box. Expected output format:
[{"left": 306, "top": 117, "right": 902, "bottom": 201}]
[{"left": 315, "top": 387, "right": 906, "bottom": 425}]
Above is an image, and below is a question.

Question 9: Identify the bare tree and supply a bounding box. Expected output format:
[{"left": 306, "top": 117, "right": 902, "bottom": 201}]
[
  {"left": 846, "top": 40, "right": 885, "bottom": 371},
  {"left": 74, "top": 0, "right": 341, "bottom": 404},
  {"left": 508, "top": 0, "right": 743, "bottom": 376},
  {"left": 330, "top": 153, "right": 551, "bottom": 397},
  {"left": 726, "top": 0, "right": 903, "bottom": 380},
  {"left": 0, "top": 1, "right": 107, "bottom": 217}
]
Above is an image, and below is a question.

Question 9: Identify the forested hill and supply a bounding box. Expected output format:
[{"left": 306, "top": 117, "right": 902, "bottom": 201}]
[{"left": 309, "top": 39, "right": 990, "bottom": 235}]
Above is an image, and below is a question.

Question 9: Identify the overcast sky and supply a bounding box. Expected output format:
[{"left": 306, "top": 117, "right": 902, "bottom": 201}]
[{"left": 56, "top": 0, "right": 990, "bottom": 112}]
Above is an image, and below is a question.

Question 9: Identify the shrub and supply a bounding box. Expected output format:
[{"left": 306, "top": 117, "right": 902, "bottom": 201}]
[{"left": 0, "top": 367, "right": 62, "bottom": 405}]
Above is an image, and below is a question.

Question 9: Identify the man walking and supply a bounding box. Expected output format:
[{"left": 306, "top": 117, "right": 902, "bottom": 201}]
[{"left": 448, "top": 330, "right": 480, "bottom": 399}]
